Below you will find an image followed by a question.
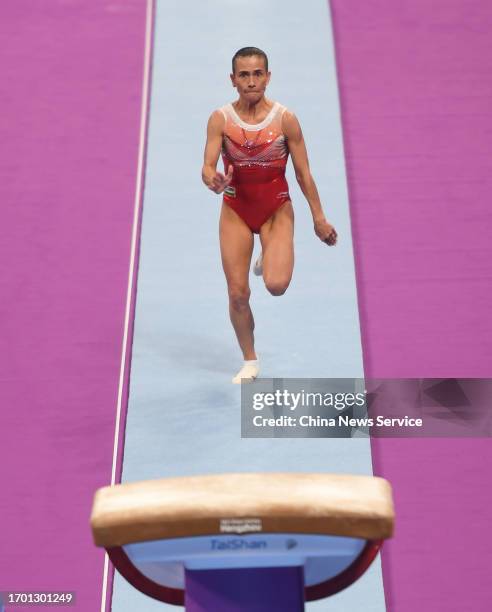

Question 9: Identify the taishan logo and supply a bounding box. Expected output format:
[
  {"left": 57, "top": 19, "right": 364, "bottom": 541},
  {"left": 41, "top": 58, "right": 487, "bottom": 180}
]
[
  {"left": 286, "top": 538, "right": 298, "bottom": 550},
  {"left": 211, "top": 538, "right": 267, "bottom": 551}
]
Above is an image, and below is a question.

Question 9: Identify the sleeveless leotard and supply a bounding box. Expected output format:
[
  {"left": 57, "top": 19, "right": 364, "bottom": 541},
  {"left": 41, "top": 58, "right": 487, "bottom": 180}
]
[{"left": 219, "top": 101, "right": 291, "bottom": 233}]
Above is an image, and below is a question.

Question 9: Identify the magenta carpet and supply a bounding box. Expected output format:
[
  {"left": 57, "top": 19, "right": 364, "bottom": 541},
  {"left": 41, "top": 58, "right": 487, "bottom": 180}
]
[
  {"left": 0, "top": 1, "right": 149, "bottom": 609},
  {"left": 330, "top": 1, "right": 492, "bottom": 609}
]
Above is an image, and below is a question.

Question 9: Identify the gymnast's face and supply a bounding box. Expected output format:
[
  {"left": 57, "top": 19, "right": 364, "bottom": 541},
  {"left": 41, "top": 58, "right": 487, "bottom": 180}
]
[{"left": 230, "top": 55, "right": 271, "bottom": 104}]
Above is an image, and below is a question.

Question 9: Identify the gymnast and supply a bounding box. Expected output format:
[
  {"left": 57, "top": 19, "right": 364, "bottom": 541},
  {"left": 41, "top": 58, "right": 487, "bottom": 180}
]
[{"left": 202, "top": 46, "right": 337, "bottom": 384}]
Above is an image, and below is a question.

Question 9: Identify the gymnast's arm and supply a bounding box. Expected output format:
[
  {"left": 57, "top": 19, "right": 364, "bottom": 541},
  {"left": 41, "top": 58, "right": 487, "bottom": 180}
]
[
  {"left": 202, "top": 110, "right": 233, "bottom": 194},
  {"left": 282, "top": 110, "right": 337, "bottom": 245}
]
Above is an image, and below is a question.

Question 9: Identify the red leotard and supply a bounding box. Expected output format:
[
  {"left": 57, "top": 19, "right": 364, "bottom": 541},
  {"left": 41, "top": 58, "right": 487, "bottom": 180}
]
[{"left": 219, "top": 101, "right": 291, "bottom": 233}]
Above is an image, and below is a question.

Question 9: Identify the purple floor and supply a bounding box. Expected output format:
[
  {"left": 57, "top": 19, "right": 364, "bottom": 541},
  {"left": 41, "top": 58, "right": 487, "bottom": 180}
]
[
  {"left": 330, "top": 1, "right": 492, "bottom": 609},
  {"left": 0, "top": 1, "right": 149, "bottom": 609}
]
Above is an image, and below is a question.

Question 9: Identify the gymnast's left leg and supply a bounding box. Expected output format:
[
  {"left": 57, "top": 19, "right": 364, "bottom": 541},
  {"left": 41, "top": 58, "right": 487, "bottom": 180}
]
[{"left": 259, "top": 200, "right": 294, "bottom": 296}]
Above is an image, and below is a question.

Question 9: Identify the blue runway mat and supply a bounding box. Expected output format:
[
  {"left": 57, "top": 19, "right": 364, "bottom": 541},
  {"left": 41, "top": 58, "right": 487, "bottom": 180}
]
[{"left": 112, "top": 1, "right": 385, "bottom": 610}]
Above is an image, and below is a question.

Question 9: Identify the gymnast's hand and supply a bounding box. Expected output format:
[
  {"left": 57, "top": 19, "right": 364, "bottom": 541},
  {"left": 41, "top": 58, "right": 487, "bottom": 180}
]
[
  {"left": 209, "top": 165, "right": 234, "bottom": 194},
  {"left": 314, "top": 216, "right": 338, "bottom": 246}
]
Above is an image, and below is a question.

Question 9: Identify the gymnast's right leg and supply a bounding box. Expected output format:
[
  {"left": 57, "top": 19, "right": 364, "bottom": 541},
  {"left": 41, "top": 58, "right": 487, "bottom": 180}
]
[{"left": 219, "top": 202, "right": 259, "bottom": 383}]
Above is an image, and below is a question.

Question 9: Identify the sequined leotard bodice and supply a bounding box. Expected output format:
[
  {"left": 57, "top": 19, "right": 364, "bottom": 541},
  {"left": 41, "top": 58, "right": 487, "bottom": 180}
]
[{"left": 219, "top": 100, "right": 291, "bottom": 233}]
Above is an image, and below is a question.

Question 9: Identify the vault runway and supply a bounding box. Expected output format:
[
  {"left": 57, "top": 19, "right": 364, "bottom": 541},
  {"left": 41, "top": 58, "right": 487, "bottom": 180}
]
[{"left": 112, "top": 1, "right": 380, "bottom": 610}]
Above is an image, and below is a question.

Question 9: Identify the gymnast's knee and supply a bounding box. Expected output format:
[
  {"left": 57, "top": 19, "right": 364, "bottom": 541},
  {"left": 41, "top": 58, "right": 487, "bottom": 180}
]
[
  {"left": 228, "top": 286, "right": 251, "bottom": 311},
  {"left": 265, "top": 278, "right": 290, "bottom": 296}
]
